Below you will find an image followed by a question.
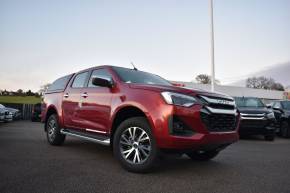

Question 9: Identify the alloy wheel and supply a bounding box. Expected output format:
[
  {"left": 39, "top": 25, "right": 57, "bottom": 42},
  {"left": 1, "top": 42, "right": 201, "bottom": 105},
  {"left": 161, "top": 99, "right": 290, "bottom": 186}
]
[
  {"left": 119, "top": 126, "right": 151, "bottom": 164},
  {"left": 47, "top": 119, "right": 57, "bottom": 141}
]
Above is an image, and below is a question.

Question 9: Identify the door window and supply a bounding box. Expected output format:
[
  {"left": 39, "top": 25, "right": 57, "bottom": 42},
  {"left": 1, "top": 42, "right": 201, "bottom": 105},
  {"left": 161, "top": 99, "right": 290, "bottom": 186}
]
[
  {"left": 273, "top": 102, "right": 282, "bottom": 109},
  {"left": 88, "top": 69, "right": 112, "bottom": 87},
  {"left": 71, "top": 72, "right": 89, "bottom": 88}
]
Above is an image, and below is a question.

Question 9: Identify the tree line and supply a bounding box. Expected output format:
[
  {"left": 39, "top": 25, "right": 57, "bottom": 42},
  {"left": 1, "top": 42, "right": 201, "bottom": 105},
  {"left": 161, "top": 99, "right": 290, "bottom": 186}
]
[
  {"left": 195, "top": 74, "right": 285, "bottom": 91},
  {"left": 0, "top": 89, "right": 41, "bottom": 97}
]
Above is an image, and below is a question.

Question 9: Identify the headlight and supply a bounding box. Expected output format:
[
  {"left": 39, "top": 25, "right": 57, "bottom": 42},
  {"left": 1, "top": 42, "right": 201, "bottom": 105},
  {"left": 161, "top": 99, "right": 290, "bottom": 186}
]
[
  {"left": 266, "top": 112, "right": 275, "bottom": 119},
  {"left": 161, "top": 92, "right": 197, "bottom": 107}
]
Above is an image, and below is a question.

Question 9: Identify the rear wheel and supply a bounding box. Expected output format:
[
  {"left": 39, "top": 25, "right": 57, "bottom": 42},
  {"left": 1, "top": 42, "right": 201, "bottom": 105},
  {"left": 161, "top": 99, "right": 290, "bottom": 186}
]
[
  {"left": 46, "top": 114, "right": 65, "bottom": 145},
  {"left": 281, "top": 121, "right": 290, "bottom": 138},
  {"left": 186, "top": 150, "right": 219, "bottom": 161},
  {"left": 113, "top": 117, "right": 159, "bottom": 173}
]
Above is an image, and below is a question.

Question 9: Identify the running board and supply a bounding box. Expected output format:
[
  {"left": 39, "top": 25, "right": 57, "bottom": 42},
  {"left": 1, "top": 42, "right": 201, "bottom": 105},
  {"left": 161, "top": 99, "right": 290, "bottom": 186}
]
[{"left": 60, "top": 129, "right": 110, "bottom": 146}]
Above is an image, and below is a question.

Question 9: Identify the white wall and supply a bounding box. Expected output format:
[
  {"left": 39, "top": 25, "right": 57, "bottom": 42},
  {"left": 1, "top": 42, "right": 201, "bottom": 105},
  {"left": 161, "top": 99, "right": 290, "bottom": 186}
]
[{"left": 173, "top": 81, "right": 284, "bottom": 100}]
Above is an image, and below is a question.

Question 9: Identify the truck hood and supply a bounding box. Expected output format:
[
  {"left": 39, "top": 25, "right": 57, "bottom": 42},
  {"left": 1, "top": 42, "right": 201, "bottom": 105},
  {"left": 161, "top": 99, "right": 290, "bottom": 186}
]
[
  {"left": 237, "top": 107, "right": 271, "bottom": 114},
  {"left": 128, "top": 83, "right": 233, "bottom": 100}
]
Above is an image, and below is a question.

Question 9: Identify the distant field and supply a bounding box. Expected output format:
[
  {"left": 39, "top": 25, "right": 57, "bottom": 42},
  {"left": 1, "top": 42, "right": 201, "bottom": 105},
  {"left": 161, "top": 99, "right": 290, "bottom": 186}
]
[{"left": 0, "top": 96, "right": 41, "bottom": 104}]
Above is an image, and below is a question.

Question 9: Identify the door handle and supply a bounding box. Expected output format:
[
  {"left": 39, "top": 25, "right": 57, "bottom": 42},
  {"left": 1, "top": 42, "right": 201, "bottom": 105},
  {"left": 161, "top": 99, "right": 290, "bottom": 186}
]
[
  {"left": 81, "top": 93, "right": 88, "bottom": 98},
  {"left": 64, "top": 93, "right": 69, "bottom": 98}
]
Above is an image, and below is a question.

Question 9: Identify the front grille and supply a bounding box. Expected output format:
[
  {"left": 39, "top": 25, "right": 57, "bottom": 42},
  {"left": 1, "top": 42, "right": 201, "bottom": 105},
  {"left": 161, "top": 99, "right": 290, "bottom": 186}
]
[
  {"left": 200, "top": 111, "right": 238, "bottom": 132},
  {"left": 197, "top": 95, "right": 235, "bottom": 110},
  {"left": 240, "top": 119, "right": 267, "bottom": 128}
]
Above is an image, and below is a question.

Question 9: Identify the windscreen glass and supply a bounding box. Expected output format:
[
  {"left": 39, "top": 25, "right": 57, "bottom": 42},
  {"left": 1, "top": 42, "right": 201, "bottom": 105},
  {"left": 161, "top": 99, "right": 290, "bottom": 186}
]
[
  {"left": 112, "top": 67, "right": 172, "bottom": 86},
  {"left": 235, "top": 97, "right": 265, "bottom": 108}
]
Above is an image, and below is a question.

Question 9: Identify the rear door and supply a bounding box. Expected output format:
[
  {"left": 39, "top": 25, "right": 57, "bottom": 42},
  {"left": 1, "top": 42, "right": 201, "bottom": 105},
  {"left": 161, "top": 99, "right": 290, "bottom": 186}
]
[
  {"left": 62, "top": 71, "right": 90, "bottom": 129},
  {"left": 78, "top": 68, "right": 113, "bottom": 134}
]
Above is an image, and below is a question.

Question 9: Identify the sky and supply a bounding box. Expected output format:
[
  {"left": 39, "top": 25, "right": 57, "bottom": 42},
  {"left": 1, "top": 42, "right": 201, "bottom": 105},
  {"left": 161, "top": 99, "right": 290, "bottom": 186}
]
[{"left": 0, "top": 0, "right": 289, "bottom": 92}]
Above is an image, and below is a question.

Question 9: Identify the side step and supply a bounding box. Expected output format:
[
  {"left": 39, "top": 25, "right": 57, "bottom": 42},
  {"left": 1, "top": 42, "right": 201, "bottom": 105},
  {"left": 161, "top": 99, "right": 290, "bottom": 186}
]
[{"left": 60, "top": 129, "right": 110, "bottom": 146}]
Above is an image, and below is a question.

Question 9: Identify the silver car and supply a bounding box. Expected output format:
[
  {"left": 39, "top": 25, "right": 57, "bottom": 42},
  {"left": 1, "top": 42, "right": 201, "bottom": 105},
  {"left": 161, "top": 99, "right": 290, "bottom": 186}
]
[
  {"left": 0, "top": 104, "right": 14, "bottom": 122},
  {"left": 0, "top": 109, "right": 5, "bottom": 122}
]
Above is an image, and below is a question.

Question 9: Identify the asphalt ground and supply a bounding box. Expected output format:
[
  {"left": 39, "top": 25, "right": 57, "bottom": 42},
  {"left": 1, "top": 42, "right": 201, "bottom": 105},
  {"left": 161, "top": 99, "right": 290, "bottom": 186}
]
[{"left": 0, "top": 121, "right": 290, "bottom": 193}]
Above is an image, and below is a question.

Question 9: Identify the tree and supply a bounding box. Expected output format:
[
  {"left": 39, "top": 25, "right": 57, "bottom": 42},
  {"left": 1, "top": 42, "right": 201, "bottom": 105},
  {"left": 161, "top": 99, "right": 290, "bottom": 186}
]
[
  {"left": 39, "top": 83, "right": 51, "bottom": 95},
  {"left": 26, "top": 90, "right": 35, "bottom": 96},
  {"left": 16, "top": 89, "right": 24, "bottom": 96},
  {"left": 195, "top": 74, "right": 220, "bottom": 84},
  {"left": 246, "top": 76, "right": 284, "bottom": 91}
]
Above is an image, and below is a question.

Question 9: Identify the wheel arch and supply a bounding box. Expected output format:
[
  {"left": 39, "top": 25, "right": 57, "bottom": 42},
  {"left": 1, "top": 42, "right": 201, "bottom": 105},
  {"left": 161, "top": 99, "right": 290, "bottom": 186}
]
[
  {"left": 44, "top": 105, "right": 59, "bottom": 131},
  {"left": 110, "top": 105, "right": 154, "bottom": 146}
]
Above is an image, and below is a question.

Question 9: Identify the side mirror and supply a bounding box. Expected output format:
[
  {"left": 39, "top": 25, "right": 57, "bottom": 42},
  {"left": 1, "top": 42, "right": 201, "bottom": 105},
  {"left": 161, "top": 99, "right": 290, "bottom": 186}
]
[
  {"left": 266, "top": 104, "right": 272, "bottom": 109},
  {"left": 92, "top": 77, "right": 113, "bottom": 88},
  {"left": 273, "top": 106, "right": 283, "bottom": 112}
]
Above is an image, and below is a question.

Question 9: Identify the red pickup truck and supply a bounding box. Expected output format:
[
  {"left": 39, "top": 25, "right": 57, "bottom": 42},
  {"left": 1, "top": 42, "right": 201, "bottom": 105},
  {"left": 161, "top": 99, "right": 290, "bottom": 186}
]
[{"left": 42, "top": 65, "right": 239, "bottom": 172}]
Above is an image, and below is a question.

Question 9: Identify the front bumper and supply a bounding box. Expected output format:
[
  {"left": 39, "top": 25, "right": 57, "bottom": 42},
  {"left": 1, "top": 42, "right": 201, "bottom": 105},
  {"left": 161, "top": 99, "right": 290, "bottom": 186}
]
[
  {"left": 4, "top": 114, "right": 13, "bottom": 122},
  {"left": 239, "top": 118, "right": 276, "bottom": 136},
  {"left": 0, "top": 115, "right": 5, "bottom": 122},
  {"left": 158, "top": 131, "right": 239, "bottom": 150},
  {"left": 150, "top": 104, "right": 239, "bottom": 150}
]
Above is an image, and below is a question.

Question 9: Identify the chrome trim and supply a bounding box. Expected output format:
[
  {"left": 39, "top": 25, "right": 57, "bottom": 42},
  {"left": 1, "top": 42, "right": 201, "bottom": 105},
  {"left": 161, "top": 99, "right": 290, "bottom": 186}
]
[
  {"left": 240, "top": 116, "right": 265, "bottom": 120},
  {"left": 60, "top": 129, "right": 110, "bottom": 146},
  {"left": 240, "top": 113, "right": 265, "bottom": 117},
  {"left": 85, "top": 128, "right": 107, "bottom": 134},
  {"left": 206, "top": 106, "right": 237, "bottom": 115},
  {"left": 200, "top": 95, "right": 235, "bottom": 106}
]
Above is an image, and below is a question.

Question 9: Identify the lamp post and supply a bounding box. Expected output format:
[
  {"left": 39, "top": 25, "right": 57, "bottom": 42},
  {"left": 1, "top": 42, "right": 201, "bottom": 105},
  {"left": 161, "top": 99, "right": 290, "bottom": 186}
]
[{"left": 209, "top": 0, "right": 215, "bottom": 92}]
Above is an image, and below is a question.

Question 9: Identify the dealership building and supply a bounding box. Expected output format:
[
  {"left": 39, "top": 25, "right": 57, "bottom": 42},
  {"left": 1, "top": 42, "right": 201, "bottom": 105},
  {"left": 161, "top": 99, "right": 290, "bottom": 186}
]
[{"left": 173, "top": 81, "right": 290, "bottom": 103}]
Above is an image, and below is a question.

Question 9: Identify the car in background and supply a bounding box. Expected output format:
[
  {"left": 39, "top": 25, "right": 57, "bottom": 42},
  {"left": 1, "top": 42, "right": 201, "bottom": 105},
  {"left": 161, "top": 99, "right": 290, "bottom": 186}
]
[
  {"left": 234, "top": 97, "right": 276, "bottom": 141},
  {"left": 271, "top": 100, "right": 290, "bottom": 138},
  {"left": 0, "top": 108, "right": 5, "bottom": 122},
  {"left": 0, "top": 104, "right": 21, "bottom": 120},
  {"left": 31, "top": 103, "right": 41, "bottom": 122},
  {"left": 0, "top": 106, "right": 13, "bottom": 122}
]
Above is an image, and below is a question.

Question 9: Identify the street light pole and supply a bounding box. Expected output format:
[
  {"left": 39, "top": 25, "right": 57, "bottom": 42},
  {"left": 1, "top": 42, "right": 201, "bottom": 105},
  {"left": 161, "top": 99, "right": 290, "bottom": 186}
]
[{"left": 209, "top": 0, "right": 215, "bottom": 92}]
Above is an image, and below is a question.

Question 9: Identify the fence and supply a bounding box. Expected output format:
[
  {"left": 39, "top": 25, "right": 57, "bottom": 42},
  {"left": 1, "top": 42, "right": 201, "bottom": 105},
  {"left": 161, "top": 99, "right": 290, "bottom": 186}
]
[{"left": 1, "top": 103, "right": 34, "bottom": 120}]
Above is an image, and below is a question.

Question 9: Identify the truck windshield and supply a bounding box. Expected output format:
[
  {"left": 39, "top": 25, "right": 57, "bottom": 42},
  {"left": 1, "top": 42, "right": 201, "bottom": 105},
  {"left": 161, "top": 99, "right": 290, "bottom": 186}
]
[
  {"left": 282, "top": 101, "right": 290, "bottom": 110},
  {"left": 234, "top": 97, "right": 265, "bottom": 108},
  {"left": 112, "top": 67, "right": 172, "bottom": 86}
]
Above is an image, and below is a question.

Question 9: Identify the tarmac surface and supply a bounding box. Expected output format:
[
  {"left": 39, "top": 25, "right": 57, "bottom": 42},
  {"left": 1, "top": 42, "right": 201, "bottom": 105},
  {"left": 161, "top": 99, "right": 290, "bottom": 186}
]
[{"left": 0, "top": 121, "right": 290, "bottom": 193}]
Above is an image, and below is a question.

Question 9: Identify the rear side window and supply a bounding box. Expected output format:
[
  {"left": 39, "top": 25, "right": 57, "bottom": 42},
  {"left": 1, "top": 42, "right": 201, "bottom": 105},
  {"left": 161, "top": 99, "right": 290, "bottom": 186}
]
[
  {"left": 88, "top": 69, "right": 112, "bottom": 87},
  {"left": 48, "top": 74, "right": 73, "bottom": 92},
  {"left": 72, "top": 72, "right": 89, "bottom": 88}
]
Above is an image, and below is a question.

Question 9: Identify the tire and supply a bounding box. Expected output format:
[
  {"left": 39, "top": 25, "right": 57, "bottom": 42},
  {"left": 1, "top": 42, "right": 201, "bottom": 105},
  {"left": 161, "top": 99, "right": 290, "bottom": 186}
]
[
  {"left": 46, "top": 114, "right": 65, "bottom": 145},
  {"left": 186, "top": 150, "right": 219, "bottom": 161},
  {"left": 264, "top": 135, "right": 275, "bottom": 141},
  {"left": 280, "top": 121, "right": 290, "bottom": 138},
  {"left": 113, "top": 117, "right": 159, "bottom": 173}
]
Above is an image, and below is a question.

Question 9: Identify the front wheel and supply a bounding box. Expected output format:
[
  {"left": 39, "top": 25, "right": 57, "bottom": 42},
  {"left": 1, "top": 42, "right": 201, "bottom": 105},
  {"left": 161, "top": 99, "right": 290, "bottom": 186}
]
[
  {"left": 46, "top": 114, "right": 65, "bottom": 145},
  {"left": 186, "top": 150, "right": 219, "bottom": 161},
  {"left": 113, "top": 117, "right": 159, "bottom": 173}
]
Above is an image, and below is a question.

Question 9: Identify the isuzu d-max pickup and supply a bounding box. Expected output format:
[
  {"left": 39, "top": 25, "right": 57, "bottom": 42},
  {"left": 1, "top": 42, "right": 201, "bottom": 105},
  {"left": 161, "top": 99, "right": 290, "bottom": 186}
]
[{"left": 42, "top": 65, "right": 240, "bottom": 172}]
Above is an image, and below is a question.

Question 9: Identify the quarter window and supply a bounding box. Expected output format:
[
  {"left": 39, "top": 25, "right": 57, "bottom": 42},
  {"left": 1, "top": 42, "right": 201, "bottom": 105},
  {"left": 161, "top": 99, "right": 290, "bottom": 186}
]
[{"left": 72, "top": 72, "right": 89, "bottom": 88}]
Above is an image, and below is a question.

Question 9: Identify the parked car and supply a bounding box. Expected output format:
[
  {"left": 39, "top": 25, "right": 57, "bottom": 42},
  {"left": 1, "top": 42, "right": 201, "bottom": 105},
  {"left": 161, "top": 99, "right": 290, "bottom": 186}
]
[
  {"left": 0, "top": 104, "right": 21, "bottom": 120},
  {"left": 31, "top": 103, "right": 41, "bottom": 122},
  {"left": 234, "top": 97, "right": 276, "bottom": 141},
  {"left": 271, "top": 100, "right": 290, "bottom": 138},
  {"left": 0, "top": 108, "right": 5, "bottom": 122},
  {"left": 0, "top": 104, "right": 13, "bottom": 122},
  {"left": 42, "top": 65, "right": 240, "bottom": 173}
]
